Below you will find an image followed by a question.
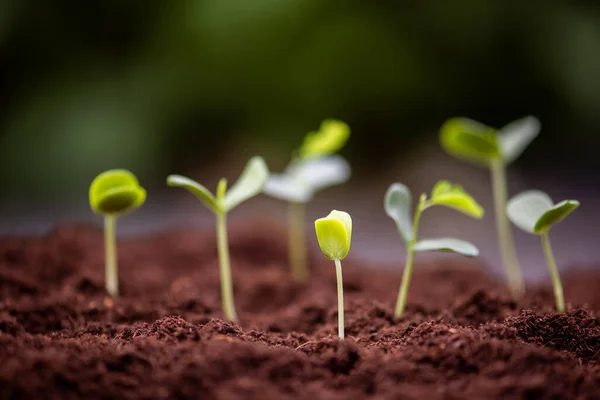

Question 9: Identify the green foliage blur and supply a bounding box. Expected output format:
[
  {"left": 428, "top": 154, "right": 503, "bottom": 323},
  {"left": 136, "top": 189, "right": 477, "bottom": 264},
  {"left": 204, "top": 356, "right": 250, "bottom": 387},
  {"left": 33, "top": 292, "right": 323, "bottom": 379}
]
[{"left": 1, "top": 0, "right": 600, "bottom": 200}]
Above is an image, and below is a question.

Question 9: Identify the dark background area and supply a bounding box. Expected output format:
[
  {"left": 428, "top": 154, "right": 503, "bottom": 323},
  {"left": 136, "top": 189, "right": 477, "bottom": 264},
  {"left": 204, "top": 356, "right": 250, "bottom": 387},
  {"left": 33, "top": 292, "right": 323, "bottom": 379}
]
[{"left": 0, "top": 0, "right": 599, "bottom": 277}]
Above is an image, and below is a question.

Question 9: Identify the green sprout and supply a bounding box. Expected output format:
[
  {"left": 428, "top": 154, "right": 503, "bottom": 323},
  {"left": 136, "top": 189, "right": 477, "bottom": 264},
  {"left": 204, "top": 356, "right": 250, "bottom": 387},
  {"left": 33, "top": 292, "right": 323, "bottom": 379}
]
[
  {"left": 507, "top": 190, "right": 580, "bottom": 312},
  {"left": 440, "top": 116, "right": 540, "bottom": 298},
  {"left": 89, "top": 169, "right": 146, "bottom": 297},
  {"left": 264, "top": 119, "right": 350, "bottom": 282},
  {"left": 315, "top": 210, "right": 352, "bottom": 339},
  {"left": 385, "top": 180, "right": 484, "bottom": 318},
  {"left": 166, "top": 156, "right": 269, "bottom": 323}
]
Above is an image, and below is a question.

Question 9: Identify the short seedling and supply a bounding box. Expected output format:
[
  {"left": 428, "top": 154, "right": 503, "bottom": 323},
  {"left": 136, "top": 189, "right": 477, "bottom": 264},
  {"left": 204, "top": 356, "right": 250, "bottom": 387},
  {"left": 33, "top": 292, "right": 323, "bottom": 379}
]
[
  {"left": 167, "top": 157, "right": 269, "bottom": 323},
  {"left": 264, "top": 119, "right": 351, "bottom": 282},
  {"left": 440, "top": 116, "right": 540, "bottom": 298},
  {"left": 89, "top": 169, "right": 146, "bottom": 297},
  {"left": 385, "top": 180, "right": 484, "bottom": 318},
  {"left": 507, "top": 190, "right": 580, "bottom": 312},
  {"left": 315, "top": 210, "right": 352, "bottom": 339}
]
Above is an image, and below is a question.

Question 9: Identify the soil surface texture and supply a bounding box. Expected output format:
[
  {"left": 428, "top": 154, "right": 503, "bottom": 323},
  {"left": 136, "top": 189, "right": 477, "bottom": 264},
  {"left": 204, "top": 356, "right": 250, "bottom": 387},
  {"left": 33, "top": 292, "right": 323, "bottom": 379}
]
[{"left": 1, "top": 221, "right": 600, "bottom": 399}]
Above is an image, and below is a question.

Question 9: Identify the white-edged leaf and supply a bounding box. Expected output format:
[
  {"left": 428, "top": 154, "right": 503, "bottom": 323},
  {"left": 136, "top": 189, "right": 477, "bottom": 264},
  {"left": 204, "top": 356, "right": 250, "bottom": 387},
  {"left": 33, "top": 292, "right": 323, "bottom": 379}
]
[
  {"left": 499, "top": 116, "right": 541, "bottom": 164},
  {"left": 166, "top": 175, "right": 218, "bottom": 212},
  {"left": 223, "top": 156, "right": 269, "bottom": 211},
  {"left": 263, "top": 173, "right": 313, "bottom": 202},
  {"left": 506, "top": 190, "right": 554, "bottom": 234},
  {"left": 384, "top": 183, "right": 413, "bottom": 244},
  {"left": 413, "top": 238, "right": 479, "bottom": 257},
  {"left": 290, "top": 155, "right": 351, "bottom": 192}
]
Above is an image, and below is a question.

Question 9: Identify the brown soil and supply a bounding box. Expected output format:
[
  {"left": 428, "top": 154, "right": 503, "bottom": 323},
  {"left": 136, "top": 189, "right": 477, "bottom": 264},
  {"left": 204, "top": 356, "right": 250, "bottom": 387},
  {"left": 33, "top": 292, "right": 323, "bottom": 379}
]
[{"left": 1, "top": 221, "right": 600, "bottom": 399}]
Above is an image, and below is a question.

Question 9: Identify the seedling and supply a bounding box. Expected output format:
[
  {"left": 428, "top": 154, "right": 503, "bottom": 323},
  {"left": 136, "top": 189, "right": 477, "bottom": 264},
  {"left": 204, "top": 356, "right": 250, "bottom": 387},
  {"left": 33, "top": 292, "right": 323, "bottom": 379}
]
[
  {"left": 167, "top": 156, "right": 269, "bottom": 323},
  {"left": 507, "top": 190, "right": 580, "bottom": 312},
  {"left": 315, "top": 210, "right": 352, "bottom": 339},
  {"left": 264, "top": 119, "right": 351, "bottom": 282},
  {"left": 385, "top": 180, "right": 483, "bottom": 318},
  {"left": 89, "top": 169, "right": 146, "bottom": 297},
  {"left": 440, "top": 116, "right": 540, "bottom": 298}
]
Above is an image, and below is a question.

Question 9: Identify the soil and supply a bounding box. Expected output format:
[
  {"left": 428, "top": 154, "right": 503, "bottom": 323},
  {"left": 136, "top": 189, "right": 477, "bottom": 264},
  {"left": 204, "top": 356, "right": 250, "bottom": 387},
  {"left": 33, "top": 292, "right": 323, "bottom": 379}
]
[{"left": 1, "top": 220, "right": 600, "bottom": 399}]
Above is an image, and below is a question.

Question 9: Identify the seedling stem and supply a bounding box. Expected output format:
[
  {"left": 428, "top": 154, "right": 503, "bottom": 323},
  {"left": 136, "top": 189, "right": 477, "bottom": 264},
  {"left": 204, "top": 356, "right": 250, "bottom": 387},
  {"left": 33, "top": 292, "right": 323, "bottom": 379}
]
[
  {"left": 490, "top": 158, "right": 524, "bottom": 298},
  {"left": 334, "top": 258, "right": 344, "bottom": 339},
  {"left": 289, "top": 202, "right": 308, "bottom": 281},
  {"left": 395, "top": 193, "right": 426, "bottom": 318},
  {"left": 541, "top": 232, "right": 565, "bottom": 312},
  {"left": 216, "top": 210, "right": 238, "bottom": 322},
  {"left": 104, "top": 215, "right": 118, "bottom": 297}
]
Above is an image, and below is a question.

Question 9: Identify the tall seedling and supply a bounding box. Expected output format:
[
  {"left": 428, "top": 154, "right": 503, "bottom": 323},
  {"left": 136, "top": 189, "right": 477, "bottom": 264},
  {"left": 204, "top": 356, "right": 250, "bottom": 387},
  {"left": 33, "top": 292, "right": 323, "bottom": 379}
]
[{"left": 440, "top": 116, "right": 540, "bottom": 297}]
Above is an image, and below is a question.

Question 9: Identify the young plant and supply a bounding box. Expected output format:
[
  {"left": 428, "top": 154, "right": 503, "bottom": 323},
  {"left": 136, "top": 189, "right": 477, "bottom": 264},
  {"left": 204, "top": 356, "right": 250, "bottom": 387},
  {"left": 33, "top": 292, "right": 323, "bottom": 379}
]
[
  {"left": 89, "top": 169, "right": 146, "bottom": 297},
  {"left": 264, "top": 119, "right": 351, "bottom": 282},
  {"left": 314, "top": 210, "right": 352, "bottom": 339},
  {"left": 167, "top": 156, "right": 269, "bottom": 323},
  {"left": 385, "top": 180, "right": 483, "bottom": 318},
  {"left": 440, "top": 116, "right": 540, "bottom": 298},
  {"left": 507, "top": 190, "right": 580, "bottom": 312}
]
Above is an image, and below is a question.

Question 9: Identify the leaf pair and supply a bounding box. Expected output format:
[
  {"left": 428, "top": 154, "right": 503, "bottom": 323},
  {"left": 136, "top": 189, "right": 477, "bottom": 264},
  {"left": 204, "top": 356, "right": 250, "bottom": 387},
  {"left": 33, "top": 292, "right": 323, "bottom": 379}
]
[
  {"left": 297, "top": 119, "right": 350, "bottom": 159},
  {"left": 507, "top": 191, "right": 579, "bottom": 235},
  {"left": 315, "top": 210, "right": 352, "bottom": 261},
  {"left": 264, "top": 155, "right": 350, "bottom": 203},
  {"left": 384, "top": 180, "right": 483, "bottom": 256},
  {"left": 167, "top": 157, "right": 269, "bottom": 214},
  {"left": 440, "top": 116, "right": 540, "bottom": 166},
  {"left": 89, "top": 169, "right": 146, "bottom": 215}
]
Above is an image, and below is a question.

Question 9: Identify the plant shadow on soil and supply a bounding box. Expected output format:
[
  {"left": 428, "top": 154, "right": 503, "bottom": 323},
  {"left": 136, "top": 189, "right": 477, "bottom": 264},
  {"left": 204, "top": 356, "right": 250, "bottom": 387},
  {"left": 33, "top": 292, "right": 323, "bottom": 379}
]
[{"left": 1, "top": 220, "right": 600, "bottom": 399}]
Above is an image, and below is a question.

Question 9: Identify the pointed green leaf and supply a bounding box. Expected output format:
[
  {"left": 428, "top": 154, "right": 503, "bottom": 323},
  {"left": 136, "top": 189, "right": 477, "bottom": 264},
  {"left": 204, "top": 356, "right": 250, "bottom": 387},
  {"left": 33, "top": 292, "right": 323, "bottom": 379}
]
[
  {"left": 384, "top": 183, "right": 413, "bottom": 244},
  {"left": 534, "top": 200, "right": 579, "bottom": 234},
  {"left": 298, "top": 119, "right": 350, "bottom": 158},
  {"left": 499, "top": 116, "right": 541, "bottom": 164},
  {"left": 315, "top": 210, "right": 352, "bottom": 260},
  {"left": 413, "top": 238, "right": 479, "bottom": 257},
  {"left": 167, "top": 174, "right": 218, "bottom": 213},
  {"left": 507, "top": 190, "right": 579, "bottom": 234},
  {"left": 440, "top": 118, "right": 500, "bottom": 166},
  {"left": 90, "top": 169, "right": 146, "bottom": 215},
  {"left": 429, "top": 180, "right": 484, "bottom": 219},
  {"left": 223, "top": 156, "right": 269, "bottom": 212}
]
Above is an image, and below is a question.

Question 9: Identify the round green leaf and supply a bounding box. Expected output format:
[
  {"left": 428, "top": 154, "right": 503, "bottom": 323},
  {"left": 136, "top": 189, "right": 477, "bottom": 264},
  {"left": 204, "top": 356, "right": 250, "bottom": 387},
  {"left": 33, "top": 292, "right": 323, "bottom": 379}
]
[
  {"left": 89, "top": 169, "right": 146, "bottom": 215},
  {"left": 384, "top": 183, "right": 413, "bottom": 244},
  {"left": 298, "top": 119, "right": 350, "bottom": 159},
  {"left": 534, "top": 200, "right": 580, "bottom": 234},
  {"left": 315, "top": 210, "right": 352, "bottom": 260},
  {"left": 223, "top": 156, "right": 269, "bottom": 212},
  {"left": 498, "top": 116, "right": 541, "bottom": 164},
  {"left": 507, "top": 190, "right": 579, "bottom": 234},
  {"left": 167, "top": 174, "right": 218, "bottom": 213},
  {"left": 440, "top": 118, "right": 500, "bottom": 166},
  {"left": 429, "top": 180, "right": 484, "bottom": 219},
  {"left": 413, "top": 238, "right": 479, "bottom": 257}
]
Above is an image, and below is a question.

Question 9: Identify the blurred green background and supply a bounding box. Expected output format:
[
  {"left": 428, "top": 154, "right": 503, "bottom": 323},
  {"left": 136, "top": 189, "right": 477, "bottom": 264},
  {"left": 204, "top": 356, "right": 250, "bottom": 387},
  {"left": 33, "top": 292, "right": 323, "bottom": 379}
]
[{"left": 2, "top": 0, "right": 600, "bottom": 202}]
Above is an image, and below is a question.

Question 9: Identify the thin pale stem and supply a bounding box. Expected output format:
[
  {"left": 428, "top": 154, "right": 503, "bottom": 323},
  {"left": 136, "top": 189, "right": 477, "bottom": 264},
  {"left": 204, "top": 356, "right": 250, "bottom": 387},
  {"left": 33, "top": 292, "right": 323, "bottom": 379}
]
[
  {"left": 289, "top": 201, "right": 308, "bottom": 282},
  {"left": 490, "top": 158, "right": 524, "bottom": 298},
  {"left": 216, "top": 212, "right": 238, "bottom": 323},
  {"left": 394, "top": 194, "right": 426, "bottom": 319},
  {"left": 541, "top": 232, "right": 565, "bottom": 312},
  {"left": 104, "top": 215, "right": 119, "bottom": 297},
  {"left": 334, "top": 258, "right": 344, "bottom": 339}
]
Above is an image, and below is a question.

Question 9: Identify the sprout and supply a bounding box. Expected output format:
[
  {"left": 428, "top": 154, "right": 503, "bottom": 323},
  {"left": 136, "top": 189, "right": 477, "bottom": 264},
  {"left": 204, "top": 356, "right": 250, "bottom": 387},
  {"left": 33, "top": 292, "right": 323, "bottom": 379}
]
[
  {"left": 264, "top": 119, "right": 351, "bottom": 282},
  {"left": 167, "top": 156, "right": 269, "bottom": 322},
  {"left": 385, "top": 180, "right": 483, "bottom": 318},
  {"left": 440, "top": 116, "right": 540, "bottom": 298},
  {"left": 315, "top": 210, "right": 352, "bottom": 339},
  {"left": 89, "top": 169, "right": 146, "bottom": 297},
  {"left": 507, "top": 190, "right": 580, "bottom": 312}
]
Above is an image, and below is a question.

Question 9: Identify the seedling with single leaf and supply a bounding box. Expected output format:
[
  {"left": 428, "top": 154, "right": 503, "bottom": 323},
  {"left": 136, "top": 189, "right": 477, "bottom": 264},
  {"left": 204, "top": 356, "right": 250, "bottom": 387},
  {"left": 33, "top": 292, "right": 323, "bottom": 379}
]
[
  {"left": 264, "top": 119, "right": 351, "bottom": 282},
  {"left": 507, "top": 190, "right": 579, "bottom": 312},
  {"left": 385, "top": 180, "right": 484, "bottom": 318},
  {"left": 440, "top": 116, "right": 540, "bottom": 297},
  {"left": 89, "top": 169, "right": 146, "bottom": 297},
  {"left": 167, "top": 156, "right": 269, "bottom": 322},
  {"left": 315, "top": 210, "right": 352, "bottom": 339}
]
